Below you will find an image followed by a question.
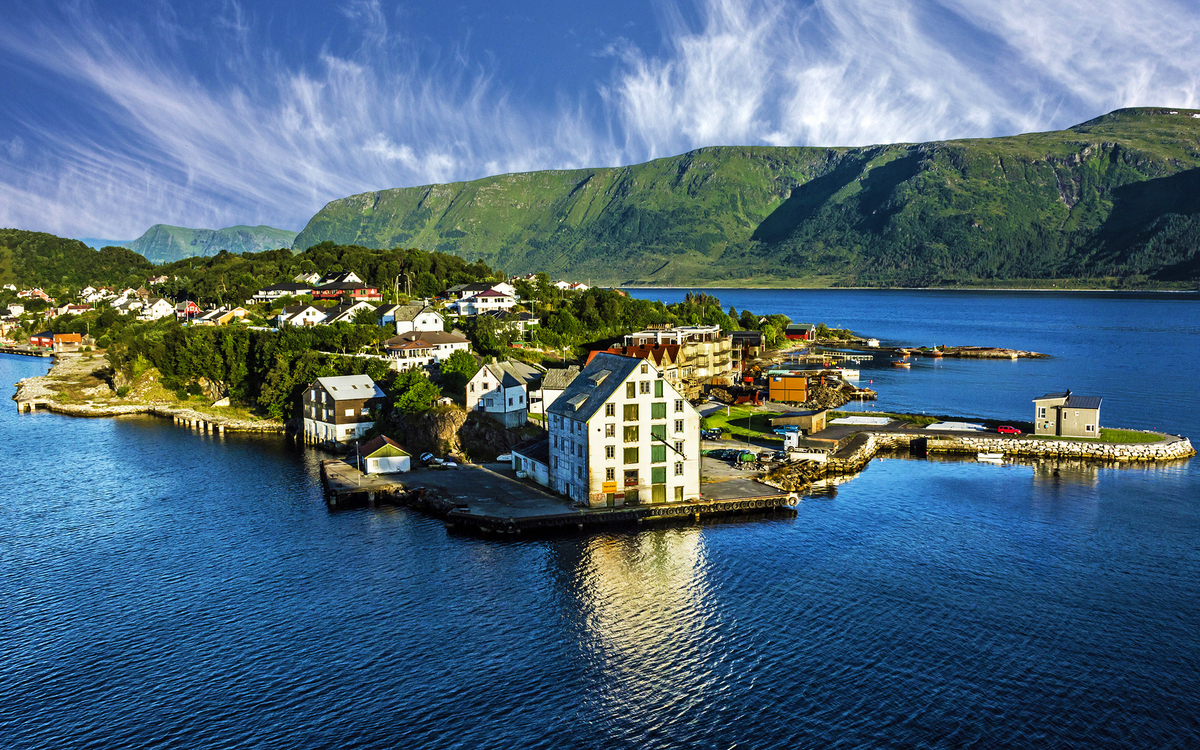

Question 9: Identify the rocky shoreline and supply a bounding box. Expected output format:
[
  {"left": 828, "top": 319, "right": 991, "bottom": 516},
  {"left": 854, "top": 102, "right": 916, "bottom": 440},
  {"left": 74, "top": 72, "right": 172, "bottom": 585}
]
[{"left": 12, "top": 354, "right": 284, "bottom": 433}]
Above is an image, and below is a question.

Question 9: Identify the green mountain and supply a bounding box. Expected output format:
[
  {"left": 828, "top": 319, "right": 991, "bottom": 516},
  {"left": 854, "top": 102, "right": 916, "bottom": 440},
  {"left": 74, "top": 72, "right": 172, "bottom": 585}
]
[
  {"left": 128, "top": 224, "right": 298, "bottom": 263},
  {"left": 294, "top": 107, "right": 1200, "bottom": 287},
  {"left": 0, "top": 229, "right": 153, "bottom": 290}
]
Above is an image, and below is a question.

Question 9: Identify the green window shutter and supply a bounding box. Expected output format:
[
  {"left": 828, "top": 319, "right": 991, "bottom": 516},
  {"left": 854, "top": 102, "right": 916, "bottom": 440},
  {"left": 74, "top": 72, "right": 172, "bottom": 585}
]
[
  {"left": 651, "top": 445, "right": 666, "bottom": 464},
  {"left": 651, "top": 402, "right": 666, "bottom": 419},
  {"left": 674, "top": 486, "right": 684, "bottom": 502},
  {"left": 624, "top": 403, "right": 639, "bottom": 421},
  {"left": 624, "top": 447, "right": 639, "bottom": 464},
  {"left": 651, "top": 467, "right": 667, "bottom": 484},
  {"left": 652, "top": 485, "right": 666, "bottom": 503},
  {"left": 654, "top": 380, "right": 663, "bottom": 398},
  {"left": 650, "top": 424, "right": 666, "bottom": 440},
  {"left": 624, "top": 425, "right": 639, "bottom": 442},
  {"left": 626, "top": 382, "right": 636, "bottom": 399}
]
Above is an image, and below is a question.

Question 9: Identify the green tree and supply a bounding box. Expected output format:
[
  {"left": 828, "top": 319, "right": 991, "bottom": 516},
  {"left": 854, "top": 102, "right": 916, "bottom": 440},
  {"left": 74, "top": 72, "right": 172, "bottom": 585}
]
[
  {"left": 439, "top": 349, "right": 479, "bottom": 392},
  {"left": 392, "top": 368, "right": 440, "bottom": 414}
]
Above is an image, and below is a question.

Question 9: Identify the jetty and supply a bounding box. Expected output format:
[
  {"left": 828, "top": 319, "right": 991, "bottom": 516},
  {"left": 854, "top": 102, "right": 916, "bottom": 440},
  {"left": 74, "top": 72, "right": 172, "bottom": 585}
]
[
  {"left": 1, "top": 345, "right": 53, "bottom": 358},
  {"left": 317, "top": 459, "right": 798, "bottom": 532}
]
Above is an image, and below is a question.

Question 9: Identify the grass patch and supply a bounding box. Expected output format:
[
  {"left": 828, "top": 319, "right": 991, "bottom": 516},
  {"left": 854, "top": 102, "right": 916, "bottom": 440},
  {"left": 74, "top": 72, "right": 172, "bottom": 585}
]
[
  {"left": 1028, "top": 428, "right": 1163, "bottom": 444},
  {"left": 701, "top": 406, "right": 783, "bottom": 443}
]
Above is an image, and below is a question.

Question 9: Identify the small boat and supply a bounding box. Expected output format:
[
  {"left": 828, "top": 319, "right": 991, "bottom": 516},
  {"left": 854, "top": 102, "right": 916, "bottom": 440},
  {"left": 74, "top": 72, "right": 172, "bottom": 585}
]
[
  {"left": 931, "top": 349, "right": 944, "bottom": 357},
  {"left": 977, "top": 452, "right": 1003, "bottom": 462},
  {"left": 891, "top": 361, "right": 911, "bottom": 368}
]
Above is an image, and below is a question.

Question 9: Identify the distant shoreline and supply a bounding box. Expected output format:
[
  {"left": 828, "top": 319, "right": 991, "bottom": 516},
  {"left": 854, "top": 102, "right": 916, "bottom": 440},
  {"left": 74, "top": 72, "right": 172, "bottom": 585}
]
[{"left": 621, "top": 285, "right": 1200, "bottom": 294}]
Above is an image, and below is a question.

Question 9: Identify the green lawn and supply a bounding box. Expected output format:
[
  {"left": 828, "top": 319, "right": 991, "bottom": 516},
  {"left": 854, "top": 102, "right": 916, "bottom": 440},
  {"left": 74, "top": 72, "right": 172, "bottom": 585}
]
[
  {"left": 1028, "top": 428, "right": 1163, "bottom": 444},
  {"left": 701, "top": 406, "right": 783, "bottom": 443}
]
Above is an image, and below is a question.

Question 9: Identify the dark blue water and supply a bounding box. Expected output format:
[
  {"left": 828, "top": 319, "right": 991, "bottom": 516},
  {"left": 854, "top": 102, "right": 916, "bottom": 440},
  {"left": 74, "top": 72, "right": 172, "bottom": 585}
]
[{"left": 3, "top": 291, "right": 1199, "bottom": 749}]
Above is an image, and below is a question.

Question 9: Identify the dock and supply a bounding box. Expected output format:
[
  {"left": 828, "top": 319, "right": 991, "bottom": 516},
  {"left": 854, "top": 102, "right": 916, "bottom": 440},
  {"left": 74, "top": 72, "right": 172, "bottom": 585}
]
[
  {"left": 318, "top": 459, "right": 798, "bottom": 532},
  {"left": 320, "top": 459, "right": 408, "bottom": 508},
  {"left": 1, "top": 345, "right": 53, "bottom": 358}
]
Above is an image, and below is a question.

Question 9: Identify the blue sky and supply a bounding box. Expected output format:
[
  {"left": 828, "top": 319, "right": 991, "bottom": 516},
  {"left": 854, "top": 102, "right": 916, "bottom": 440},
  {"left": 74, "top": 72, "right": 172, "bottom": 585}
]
[{"left": 1, "top": 0, "right": 1198, "bottom": 241}]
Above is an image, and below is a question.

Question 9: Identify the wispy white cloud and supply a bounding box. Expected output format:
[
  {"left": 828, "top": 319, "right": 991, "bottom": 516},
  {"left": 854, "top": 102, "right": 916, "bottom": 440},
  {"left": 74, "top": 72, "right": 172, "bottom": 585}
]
[{"left": 0, "top": 0, "right": 1197, "bottom": 240}]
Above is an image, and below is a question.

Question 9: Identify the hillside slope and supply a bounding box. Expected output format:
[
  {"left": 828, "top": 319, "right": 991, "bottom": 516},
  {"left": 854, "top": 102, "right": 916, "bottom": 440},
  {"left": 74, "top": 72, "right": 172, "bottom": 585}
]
[
  {"left": 0, "top": 229, "right": 152, "bottom": 289},
  {"left": 129, "top": 225, "right": 298, "bottom": 263},
  {"left": 294, "top": 108, "right": 1200, "bottom": 287}
]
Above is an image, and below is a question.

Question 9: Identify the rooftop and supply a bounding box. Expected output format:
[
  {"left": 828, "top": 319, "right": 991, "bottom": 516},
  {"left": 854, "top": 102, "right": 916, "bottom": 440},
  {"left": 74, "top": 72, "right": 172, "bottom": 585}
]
[
  {"left": 314, "top": 374, "right": 385, "bottom": 401},
  {"left": 547, "top": 352, "right": 643, "bottom": 421}
]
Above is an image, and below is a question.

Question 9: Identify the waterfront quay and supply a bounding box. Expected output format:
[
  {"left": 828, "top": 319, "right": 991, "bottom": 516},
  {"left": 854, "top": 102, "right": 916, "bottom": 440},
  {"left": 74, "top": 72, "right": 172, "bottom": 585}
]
[{"left": 320, "top": 458, "right": 798, "bottom": 533}]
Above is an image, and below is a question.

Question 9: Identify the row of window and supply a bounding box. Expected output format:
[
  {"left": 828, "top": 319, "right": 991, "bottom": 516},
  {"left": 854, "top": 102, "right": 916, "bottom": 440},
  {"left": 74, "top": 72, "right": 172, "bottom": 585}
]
[{"left": 605, "top": 464, "right": 686, "bottom": 482}]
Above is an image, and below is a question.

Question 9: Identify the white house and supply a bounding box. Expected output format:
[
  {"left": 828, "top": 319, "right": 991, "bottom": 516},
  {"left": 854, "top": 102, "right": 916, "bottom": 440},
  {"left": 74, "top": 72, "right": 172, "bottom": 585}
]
[
  {"left": 392, "top": 304, "right": 444, "bottom": 334},
  {"left": 301, "top": 374, "right": 386, "bottom": 446},
  {"left": 546, "top": 353, "right": 701, "bottom": 508},
  {"left": 465, "top": 359, "right": 544, "bottom": 428},
  {"left": 277, "top": 304, "right": 328, "bottom": 326},
  {"left": 384, "top": 330, "right": 471, "bottom": 368},
  {"left": 322, "top": 300, "right": 377, "bottom": 325},
  {"left": 250, "top": 282, "right": 313, "bottom": 303},
  {"left": 512, "top": 437, "right": 551, "bottom": 487},
  {"left": 354, "top": 434, "right": 411, "bottom": 474},
  {"left": 139, "top": 297, "right": 176, "bottom": 321},
  {"left": 529, "top": 365, "right": 579, "bottom": 416},
  {"left": 443, "top": 281, "right": 516, "bottom": 300},
  {"left": 449, "top": 289, "right": 516, "bottom": 316}
]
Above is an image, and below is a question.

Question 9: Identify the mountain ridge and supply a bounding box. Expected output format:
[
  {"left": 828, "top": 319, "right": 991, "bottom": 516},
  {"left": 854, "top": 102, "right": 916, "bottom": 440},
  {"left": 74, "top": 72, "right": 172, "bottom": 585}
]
[
  {"left": 127, "top": 224, "right": 298, "bottom": 263},
  {"left": 293, "top": 107, "right": 1200, "bottom": 287}
]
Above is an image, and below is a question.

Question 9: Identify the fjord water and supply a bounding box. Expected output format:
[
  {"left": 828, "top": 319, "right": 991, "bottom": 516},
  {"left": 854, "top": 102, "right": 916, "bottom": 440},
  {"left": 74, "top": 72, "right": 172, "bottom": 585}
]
[{"left": 2, "top": 291, "right": 1199, "bottom": 749}]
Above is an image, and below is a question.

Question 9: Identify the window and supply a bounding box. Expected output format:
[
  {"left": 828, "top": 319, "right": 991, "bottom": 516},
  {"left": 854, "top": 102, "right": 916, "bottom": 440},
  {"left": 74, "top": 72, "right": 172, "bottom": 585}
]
[
  {"left": 626, "top": 382, "right": 636, "bottom": 398},
  {"left": 650, "top": 424, "right": 666, "bottom": 441},
  {"left": 624, "top": 425, "right": 639, "bottom": 442},
  {"left": 575, "top": 466, "right": 583, "bottom": 479},
  {"left": 624, "top": 469, "right": 638, "bottom": 485},
  {"left": 651, "top": 467, "right": 667, "bottom": 484},
  {"left": 605, "top": 424, "right": 615, "bottom": 437},
  {"left": 675, "top": 399, "right": 684, "bottom": 413},
  {"left": 605, "top": 445, "right": 615, "bottom": 459},
  {"left": 640, "top": 363, "right": 648, "bottom": 374},
  {"left": 624, "top": 447, "right": 639, "bottom": 464},
  {"left": 605, "top": 403, "right": 616, "bottom": 417},
  {"left": 674, "top": 419, "right": 684, "bottom": 433},
  {"left": 1085, "top": 424, "right": 1095, "bottom": 432},
  {"left": 640, "top": 381, "right": 650, "bottom": 394},
  {"left": 606, "top": 467, "right": 615, "bottom": 481},
  {"left": 675, "top": 440, "right": 684, "bottom": 454},
  {"left": 508, "top": 397, "right": 513, "bottom": 406},
  {"left": 675, "top": 486, "right": 684, "bottom": 502},
  {"left": 1038, "top": 407, "right": 1046, "bottom": 418},
  {"left": 344, "top": 408, "right": 354, "bottom": 417},
  {"left": 651, "top": 402, "right": 667, "bottom": 419},
  {"left": 552, "top": 457, "right": 558, "bottom": 469},
  {"left": 651, "top": 445, "right": 666, "bottom": 464},
  {"left": 675, "top": 461, "right": 684, "bottom": 476},
  {"left": 469, "top": 383, "right": 475, "bottom": 393},
  {"left": 654, "top": 380, "right": 663, "bottom": 398},
  {"left": 624, "top": 404, "right": 639, "bottom": 421},
  {"left": 519, "top": 394, "right": 523, "bottom": 404}
]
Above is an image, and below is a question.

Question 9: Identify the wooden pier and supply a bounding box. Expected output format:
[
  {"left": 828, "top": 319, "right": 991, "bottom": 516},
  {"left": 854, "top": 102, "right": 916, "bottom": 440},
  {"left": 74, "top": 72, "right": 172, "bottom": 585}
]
[
  {"left": 0, "top": 345, "right": 53, "bottom": 358},
  {"left": 320, "top": 459, "right": 407, "bottom": 509}
]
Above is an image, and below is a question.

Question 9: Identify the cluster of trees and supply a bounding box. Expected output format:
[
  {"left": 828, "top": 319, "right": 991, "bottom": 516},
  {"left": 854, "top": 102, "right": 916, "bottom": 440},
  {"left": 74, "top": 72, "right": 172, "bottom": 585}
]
[{"left": 0, "top": 230, "right": 152, "bottom": 291}]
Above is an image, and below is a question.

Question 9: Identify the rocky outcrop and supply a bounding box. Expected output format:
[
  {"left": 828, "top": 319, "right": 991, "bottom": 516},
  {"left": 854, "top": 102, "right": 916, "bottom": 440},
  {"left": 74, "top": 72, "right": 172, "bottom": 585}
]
[{"left": 925, "top": 433, "right": 1195, "bottom": 461}]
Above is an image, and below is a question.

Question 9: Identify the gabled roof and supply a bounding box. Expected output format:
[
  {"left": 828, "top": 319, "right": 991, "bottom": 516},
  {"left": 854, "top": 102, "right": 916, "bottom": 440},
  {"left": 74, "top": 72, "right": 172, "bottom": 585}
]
[
  {"left": 393, "top": 304, "right": 441, "bottom": 322},
  {"left": 484, "top": 359, "right": 544, "bottom": 389},
  {"left": 540, "top": 365, "right": 580, "bottom": 391},
  {"left": 358, "top": 434, "right": 410, "bottom": 458},
  {"left": 1033, "top": 391, "right": 1071, "bottom": 401},
  {"left": 547, "top": 352, "right": 642, "bottom": 421},
  {"left": 386, "top": 330, "right": 470, "bottom": 347},
  {"left": 469, "top": 289, "right": 511, "bottom": 298},
  {"left": 314, "top": 374, "right": 385, "bottom": 401}
]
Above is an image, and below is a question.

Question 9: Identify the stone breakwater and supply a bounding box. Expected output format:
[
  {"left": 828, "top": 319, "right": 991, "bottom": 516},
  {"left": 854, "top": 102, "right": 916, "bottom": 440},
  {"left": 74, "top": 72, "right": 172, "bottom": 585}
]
[{"left": 761, "top": 430, "right": 1194, "bottom": 493}]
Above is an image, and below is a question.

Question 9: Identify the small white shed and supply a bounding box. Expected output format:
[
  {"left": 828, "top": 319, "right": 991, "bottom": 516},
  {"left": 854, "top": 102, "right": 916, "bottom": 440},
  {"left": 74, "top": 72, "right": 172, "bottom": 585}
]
[{"left": 356, "top": 434, "right": 412, "bottom": 474}]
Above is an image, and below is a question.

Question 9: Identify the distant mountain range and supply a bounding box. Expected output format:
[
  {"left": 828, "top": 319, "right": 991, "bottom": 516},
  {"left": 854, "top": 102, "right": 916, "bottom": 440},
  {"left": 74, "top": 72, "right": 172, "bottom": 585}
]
[
  {"left": 76, "top": 224, "right": 297, "bottom": 263},
  {"left": 293, "top": 107, "right": 1200, "bottom": 287}
]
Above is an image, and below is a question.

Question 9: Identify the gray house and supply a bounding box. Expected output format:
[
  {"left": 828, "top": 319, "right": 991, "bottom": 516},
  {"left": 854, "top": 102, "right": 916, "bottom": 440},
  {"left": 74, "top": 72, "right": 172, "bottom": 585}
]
[{"left": 1033, "top": 390, "right": 1102, "bottom": 438}]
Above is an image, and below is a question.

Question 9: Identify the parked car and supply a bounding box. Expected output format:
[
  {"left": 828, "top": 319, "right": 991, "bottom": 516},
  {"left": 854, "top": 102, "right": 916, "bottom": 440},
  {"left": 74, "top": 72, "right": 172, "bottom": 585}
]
[
  {"left": 419, "top": 452, "right": 443, "bottom": 465},
  {"left": 997, "top": 425, "right": 1022, "bottom": 435}
]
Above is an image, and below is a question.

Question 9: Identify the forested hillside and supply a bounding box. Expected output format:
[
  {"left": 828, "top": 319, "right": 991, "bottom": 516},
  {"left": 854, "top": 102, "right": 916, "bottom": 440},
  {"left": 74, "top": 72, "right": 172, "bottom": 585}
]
[
  {"left": 0, "top": 229, "right": 152, "bottom": 289},
  {"left": 294, "top": 108, "right": 1200, "bottom": 287}
]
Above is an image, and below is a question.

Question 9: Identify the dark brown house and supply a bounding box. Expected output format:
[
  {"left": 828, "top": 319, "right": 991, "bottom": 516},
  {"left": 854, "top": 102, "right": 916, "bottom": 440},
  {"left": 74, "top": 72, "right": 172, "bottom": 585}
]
[{"left": 302, "top": 374, "right": 386, "bottom": 446}]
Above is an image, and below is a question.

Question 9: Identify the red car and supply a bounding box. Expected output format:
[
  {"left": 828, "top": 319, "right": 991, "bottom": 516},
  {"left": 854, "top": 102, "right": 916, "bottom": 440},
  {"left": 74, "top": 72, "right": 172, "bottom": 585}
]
[{"left": 997, "top": 425, "right": 1021, "bottom": 435}]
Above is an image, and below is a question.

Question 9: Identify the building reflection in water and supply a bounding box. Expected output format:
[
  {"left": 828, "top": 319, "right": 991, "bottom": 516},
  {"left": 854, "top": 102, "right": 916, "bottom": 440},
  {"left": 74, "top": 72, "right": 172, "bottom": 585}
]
[{"left": 554, "top": 526, "right": 717, "bottom": 736}]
